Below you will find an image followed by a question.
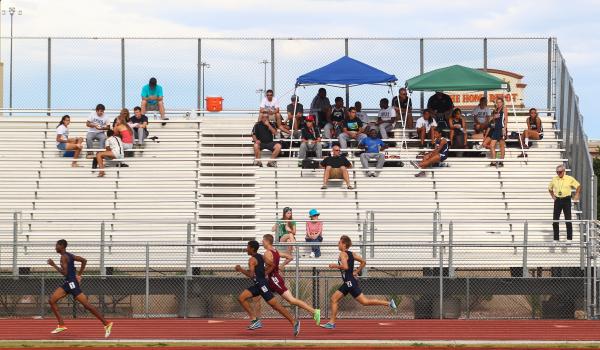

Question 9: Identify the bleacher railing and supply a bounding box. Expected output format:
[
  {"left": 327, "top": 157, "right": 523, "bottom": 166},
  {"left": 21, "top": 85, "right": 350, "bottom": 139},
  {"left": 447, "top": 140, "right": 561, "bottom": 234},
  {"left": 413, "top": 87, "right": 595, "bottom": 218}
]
[{"left": 554, "top": 44, "right": 597, "bottom": 221}]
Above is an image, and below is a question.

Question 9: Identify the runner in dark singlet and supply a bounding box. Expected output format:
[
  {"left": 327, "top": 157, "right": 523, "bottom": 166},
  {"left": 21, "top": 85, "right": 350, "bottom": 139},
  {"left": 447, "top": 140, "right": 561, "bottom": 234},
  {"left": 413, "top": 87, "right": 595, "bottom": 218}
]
[
  {"left": 411, "top": 129, "right": 449, "bottom": 178},
  {"left": 253, "top": 234, "right": 320, "bottom": 325},
  {"left": 47, "top": 239, "right": 113, "bottom": 337},
  {"left": 235, "top": 240, "right": 300, "bottom": 336},
  {"left": 519, "top": 107, "right": 544, "bottom": 157},
  {"left": 320, "top": 235, "right": 396, "bottom": 329}
]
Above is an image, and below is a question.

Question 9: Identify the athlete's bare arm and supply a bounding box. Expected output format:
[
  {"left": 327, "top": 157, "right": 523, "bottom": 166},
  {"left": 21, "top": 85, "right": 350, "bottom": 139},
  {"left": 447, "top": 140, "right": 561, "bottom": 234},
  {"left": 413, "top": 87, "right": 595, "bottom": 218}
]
[
  {"left": 235, "top": 257, "right": 257, "bottom": 279},
  {"left": 73, "top": 255, "right": 87, "bottom": 276},
  {"left": 279, "top": 251, "right": 293, "bottom": 267},
  {"left": 352, "top": 253, "right": 367, "bottom": 276},
  {"left": 328, "top": 251, "right": 348, "bottom": 270},
  {"left": 263, "top": 250, "right": 275, "bottom": 275},
  {"left": 47, "top": 254, "right": 68, "bottom": 276}
]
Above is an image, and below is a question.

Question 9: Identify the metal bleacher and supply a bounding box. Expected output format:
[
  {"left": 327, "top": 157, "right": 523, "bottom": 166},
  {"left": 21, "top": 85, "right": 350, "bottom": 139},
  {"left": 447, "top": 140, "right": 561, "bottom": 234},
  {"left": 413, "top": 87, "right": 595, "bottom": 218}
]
[{"left": 0, "top": 108, "right": 585, "bottom": 270}]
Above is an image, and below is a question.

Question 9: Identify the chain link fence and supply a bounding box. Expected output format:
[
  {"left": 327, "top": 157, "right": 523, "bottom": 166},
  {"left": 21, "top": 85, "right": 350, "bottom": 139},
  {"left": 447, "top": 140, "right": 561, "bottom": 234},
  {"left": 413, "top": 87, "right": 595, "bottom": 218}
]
[
  {"left": 0, "top": 237, "right": 597, "bottom": 320},
  {"left": 0, "top": 37, "right": 553, "bottom": 111}
]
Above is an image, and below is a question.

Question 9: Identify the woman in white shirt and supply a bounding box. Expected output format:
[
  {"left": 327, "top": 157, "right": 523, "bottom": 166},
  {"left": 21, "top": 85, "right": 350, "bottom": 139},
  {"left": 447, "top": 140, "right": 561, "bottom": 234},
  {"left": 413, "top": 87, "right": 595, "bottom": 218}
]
[
  {"left": 56, "top": 115, "right": 83, "bottom": 167},
  {"left": 96, "top": 130, "right": 125, "bottom": 178}
]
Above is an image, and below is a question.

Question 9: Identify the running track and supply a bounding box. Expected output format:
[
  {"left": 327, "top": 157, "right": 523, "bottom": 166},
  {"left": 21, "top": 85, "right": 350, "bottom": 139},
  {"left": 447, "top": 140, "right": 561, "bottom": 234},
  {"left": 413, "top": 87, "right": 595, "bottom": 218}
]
[{"left": 1, "top": 319, "right": 600, "bottom": 341}]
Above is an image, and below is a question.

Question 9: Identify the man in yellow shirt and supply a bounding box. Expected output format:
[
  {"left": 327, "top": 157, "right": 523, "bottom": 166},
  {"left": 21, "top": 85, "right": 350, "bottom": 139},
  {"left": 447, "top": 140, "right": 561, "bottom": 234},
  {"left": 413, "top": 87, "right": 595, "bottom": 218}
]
[{"left": 548, "top": 164, "right": 581, "bottom": 242}]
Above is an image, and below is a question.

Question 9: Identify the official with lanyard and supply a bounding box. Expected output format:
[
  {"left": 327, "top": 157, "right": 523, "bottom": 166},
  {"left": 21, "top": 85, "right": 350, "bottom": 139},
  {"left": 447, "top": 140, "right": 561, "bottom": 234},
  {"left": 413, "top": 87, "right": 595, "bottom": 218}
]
[{"left": 548, "top": 164, "right": 581, "bottom": 242}]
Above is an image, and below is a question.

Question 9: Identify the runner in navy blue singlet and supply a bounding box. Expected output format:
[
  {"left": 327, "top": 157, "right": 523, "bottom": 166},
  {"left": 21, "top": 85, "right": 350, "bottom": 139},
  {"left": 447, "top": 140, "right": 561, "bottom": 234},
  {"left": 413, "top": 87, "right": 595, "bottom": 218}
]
[
  {"left": 235, "top": 240, "right": 300, "bottom": 336},
  {"left": 47, "top": 239, "right": 113, "bottom": 337},
  {"left": 320, "top": 235, "right": 397, "bottom": 329}
]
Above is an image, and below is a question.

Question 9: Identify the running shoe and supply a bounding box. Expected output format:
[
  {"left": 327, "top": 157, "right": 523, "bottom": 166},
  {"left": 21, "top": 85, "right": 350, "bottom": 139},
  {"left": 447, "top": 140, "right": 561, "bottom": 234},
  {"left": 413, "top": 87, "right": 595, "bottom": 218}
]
[
  {"left": 247, "top": 319, "right": 263, "bottom": 330},
  {"left": 104, "top": 322, "right": 113, "bottom": 338},
  {"left": 293, "top": 320, "right": 301, "bottom": 337},
  {"left": 389, "top": 299, "right": 397, "bottom": 312},
  {"left": 409, "top": 160, "right": 420, "bottom": 169},
  {"left": 51, "top": 325, "right": 67, "bottom": 334},
  {"left": 320, "top": 322, "right": 335, "bottom": 329},
  {"left": 313, "top": 308, "right": 321, "bottom": 325},
  {"left": 414, "top": 171, "right": 426, "bottom": 178}
]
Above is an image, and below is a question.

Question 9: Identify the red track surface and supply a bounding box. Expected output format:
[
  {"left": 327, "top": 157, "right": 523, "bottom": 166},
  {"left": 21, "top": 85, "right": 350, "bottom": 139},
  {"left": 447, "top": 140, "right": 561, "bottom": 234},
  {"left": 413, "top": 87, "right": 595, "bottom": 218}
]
[{"left": 1, "top": 318, "right": 600, "bottom": 342}]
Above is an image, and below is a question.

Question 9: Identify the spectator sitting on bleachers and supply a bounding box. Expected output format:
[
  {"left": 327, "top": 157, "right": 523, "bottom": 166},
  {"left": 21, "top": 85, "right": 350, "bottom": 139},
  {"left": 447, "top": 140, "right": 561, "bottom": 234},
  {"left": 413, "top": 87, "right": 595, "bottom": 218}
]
[
  {"left": 96, "top": 130, "right": 125, "bottom": 178},
  {"left": 359, "top": 129, "right": 387, "bottom": 177},
  {"left": 113, "top": 109, "right": 134, "bottom": 151},
  {"left": 141, "top": 77, "right": 167, "bottom": 124},
  {"left": 482, "top": 97, "right": 508, "bottom": 167},
  {"left": 471, "top": 97, "right": 490, "bottom": 138},
  {"left": 310, "top": 88, "right": 332, "bottom": 129},
  {"left": 415, "top": 109, "right": 437, "bottom": 148},
  {"left": 129, "top": 106, "right": 149, "bottom": 148},
  {"left": 324, "top": 97, "right": 347, "bottom": 142},
  {"left": 320, "top": 144, "right": 353, "bottom": 190},
  {"left": 339, "top": 107, "right": 366, "bottom": 150},
  {"left": 56, "top": 115, "right": 83, "bottom": 167},
  {"left": 272, "top": 207, "right": 296, "bottom": 255},
  {"left": 85, "top": 104, "right": 111, "bottom": 158},
  {"left": 252, "top": 113, "right": 281, "bottom": 167},
  {"left": 282, "top": 95, "right": 304, "bottom": 138},
  {"left": 392, "top": 87, "right": 413, "bottom": 129},
  {"left": 305, "top": 208, "right": 323, "bottom": 258},
  {"left": 518, "top": 108, "right": 544, "bottom": 158},
  {"left": 298, "top": 115, "right": 322, "bottom": 160},
  {"left": 427, "top": 91, "right": 454, "bottom": 130},
  {"left": 412, "top": 129, "right": 449, "bottom": 178},
  {"left": 448, "top": 108, "right": 467, "bottom": 149},
  {"left": 376, "top": 98, "right": 397, "bottom": 140},
  {"left": 259, "top": 89, "right": 283, "bottom": 132},
  {"left": 355, "top": 101, "right": 374, "bottom": 133}
]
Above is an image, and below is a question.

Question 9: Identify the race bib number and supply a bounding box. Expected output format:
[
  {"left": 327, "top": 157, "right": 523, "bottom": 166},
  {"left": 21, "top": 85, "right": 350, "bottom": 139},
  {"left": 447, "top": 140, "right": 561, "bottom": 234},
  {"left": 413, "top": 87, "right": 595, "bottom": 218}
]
[
  {"left": 261, "top": 285, "right": 269, "bottom": 293},
  {"left": 68, "top": 282, "right": 76, "bottom": 289},
  {"left": 271, "top": 277, "right": 280, "bottom": 287},
  {"left": 345, "top": 281, "right": 353, "bottom": 288}
]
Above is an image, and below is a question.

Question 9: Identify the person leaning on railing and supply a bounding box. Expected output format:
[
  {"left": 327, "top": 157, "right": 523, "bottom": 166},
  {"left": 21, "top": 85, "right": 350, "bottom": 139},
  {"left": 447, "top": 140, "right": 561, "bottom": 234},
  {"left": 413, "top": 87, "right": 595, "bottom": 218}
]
[{"left": 548, "top": 165, "right": 581, "bottom": 243}]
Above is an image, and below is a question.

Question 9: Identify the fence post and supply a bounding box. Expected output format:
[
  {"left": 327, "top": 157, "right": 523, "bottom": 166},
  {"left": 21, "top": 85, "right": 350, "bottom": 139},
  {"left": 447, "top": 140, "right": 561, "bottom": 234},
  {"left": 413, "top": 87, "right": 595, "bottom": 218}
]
[
  {"left": 47, "top": 38, "right": 51, "bottom": 113},
  {"left": 522, "top": 221, "right": 528, "bottom": 277},
  {"left": 586, "top": 221, "right": 593, "bottom": 318},
  {"left": 270, "top": 38, "right": 275, "bottom": 91},
  {"left": 419, "top": 38, "right": 424, "bottom": 110},
  {"left": 145, "top": 242, "right": 149, "bottom": 318},
  {"left": 448, "top": 221, "right": 454, "bottom": 277},
  {"left": 369, "top": 211, "right": 375, "bottom": 258},
  {"left": 438, "top": 236, "right": 444, "bottom": 320},
  {"left": 344, "top": 38, "right": 349, "bottom": 108},
  {"left": 197, "top": 38, "right": 202, "bottom": 111},
  {"left": 547, "top": 37, "right": 553, "bottom": 111},
  {"left": 39, "top": 276, "right": 45, "bottom": 317},
  {"left": 13, "top": 212, "right": 18, "bottom": 277},
  {"left": 186, "top": 222, "right": 192, "bottom": 276},
  {"left": 295, "top": 243, "right": 300, "bottom": 320},
  {"left": 100, "top": 221, "right": 106, "bottom": 277},
  {"left": 361, "top": 219, "right": 367, "bottom": 261},
  {"left": 121, "top": 38, "right": 125, "bottom": 108},
  {"left": 483, "top": 38, "right": 488, "bottom": 99},
  {"left": 432, "top": 211, "right": 438, "bottom": 258}
]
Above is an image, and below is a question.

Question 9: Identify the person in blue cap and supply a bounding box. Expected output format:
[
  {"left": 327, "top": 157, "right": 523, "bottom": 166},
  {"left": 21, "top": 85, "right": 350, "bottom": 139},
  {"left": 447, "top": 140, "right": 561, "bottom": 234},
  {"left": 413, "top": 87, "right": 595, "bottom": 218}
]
[{"left": 305, "top": 209, "right": 323, "bottom": 258}]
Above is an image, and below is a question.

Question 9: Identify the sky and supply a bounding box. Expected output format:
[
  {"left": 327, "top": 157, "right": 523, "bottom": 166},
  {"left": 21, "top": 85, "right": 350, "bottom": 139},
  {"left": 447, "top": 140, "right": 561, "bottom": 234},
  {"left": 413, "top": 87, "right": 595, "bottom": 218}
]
[{"left": 0, "top": 0, "right": 598, "bottom": 137}]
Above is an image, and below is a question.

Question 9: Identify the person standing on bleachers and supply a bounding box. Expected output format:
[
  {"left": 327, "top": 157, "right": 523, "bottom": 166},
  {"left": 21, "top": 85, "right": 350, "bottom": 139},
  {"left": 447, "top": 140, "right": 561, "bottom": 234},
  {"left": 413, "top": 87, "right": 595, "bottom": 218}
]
[
  {"left": 85, "top": 104, "right": 111, "bottom": 158},
  {"left": 310, "top": 88, "right": 332, "bottom": 129},
  {"left": 376, "top": 98, "right": 397, "bottom": 141},
  {"left": 392, "top": 88, "right": 413, "bottom": 129},
  {"left": 56, "top": 115, "right": 83, "bottom": 167},
  {"left": 548, "top": 165, "right": 581, "bottom": 243},
  {"left": 252, "top": 113, "right": 281, "bottom": 167},
  {"left": 482, "top": 97, "right": 508, "bottom": 167}
]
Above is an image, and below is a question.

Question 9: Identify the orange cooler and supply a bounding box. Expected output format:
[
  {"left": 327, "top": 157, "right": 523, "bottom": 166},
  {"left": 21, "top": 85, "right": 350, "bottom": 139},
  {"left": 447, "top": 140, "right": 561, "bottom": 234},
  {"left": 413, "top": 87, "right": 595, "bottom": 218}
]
[{"left": 205, "top": 97, "right": 223, "bottom": 112}]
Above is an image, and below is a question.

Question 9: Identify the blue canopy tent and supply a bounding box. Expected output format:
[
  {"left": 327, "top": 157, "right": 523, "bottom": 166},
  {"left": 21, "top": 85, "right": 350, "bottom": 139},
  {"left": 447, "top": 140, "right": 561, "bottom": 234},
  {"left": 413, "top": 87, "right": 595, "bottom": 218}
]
[{"left": 290, "top": 56, "right": 399, "bottom": 151}]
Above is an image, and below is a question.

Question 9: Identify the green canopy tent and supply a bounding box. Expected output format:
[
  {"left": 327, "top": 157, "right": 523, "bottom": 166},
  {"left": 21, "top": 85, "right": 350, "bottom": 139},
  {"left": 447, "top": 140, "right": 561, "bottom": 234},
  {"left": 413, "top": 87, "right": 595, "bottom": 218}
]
[{"left": 401, "top": 65, "right": 523, "bottom": 157}]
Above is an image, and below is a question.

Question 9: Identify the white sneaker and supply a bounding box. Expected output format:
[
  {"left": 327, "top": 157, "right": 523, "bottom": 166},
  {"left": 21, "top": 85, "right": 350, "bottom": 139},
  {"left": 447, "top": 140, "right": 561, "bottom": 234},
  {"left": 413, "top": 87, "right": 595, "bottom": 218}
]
[{"left": 309, "top": 252, "right": 316, "bottom": 258}]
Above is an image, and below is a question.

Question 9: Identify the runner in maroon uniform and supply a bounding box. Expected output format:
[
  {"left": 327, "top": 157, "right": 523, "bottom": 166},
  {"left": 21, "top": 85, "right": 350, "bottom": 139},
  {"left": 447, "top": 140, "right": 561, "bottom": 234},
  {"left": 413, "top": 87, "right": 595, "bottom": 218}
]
[{"left": 258, "top": 234, "right": 321, "bottom": 325}]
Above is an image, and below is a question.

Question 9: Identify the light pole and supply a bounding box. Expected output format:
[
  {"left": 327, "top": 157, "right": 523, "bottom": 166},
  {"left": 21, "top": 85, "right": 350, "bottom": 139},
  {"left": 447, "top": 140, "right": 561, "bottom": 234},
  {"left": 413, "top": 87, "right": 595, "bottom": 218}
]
[
  {"left": 260, "top": 59, "right": 269, "bottom": 92},
  {"left": 200, "top": 61, "right": 210, "bottom": 109},
  {"left": 2, "top": 6, "right": 22, "bottom": 114}
]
